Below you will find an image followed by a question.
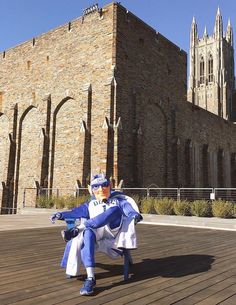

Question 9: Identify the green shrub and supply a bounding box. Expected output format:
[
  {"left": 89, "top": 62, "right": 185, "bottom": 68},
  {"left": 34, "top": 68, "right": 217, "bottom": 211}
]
[
  {"left": 36, "top": 194, "right": 90, "bottom": 209},
  {"left": 65, "top": 195, "right": 90, "bottom": 209},
  {"left": 173, "top": 200, "right": 191, "bottom": 216},
  {"left": 212, "top": 200, "right": 234, "bottom": 218},
  {"left": 191, "top": 200, "right": 212, "bottom": 217},
  {"left": 140, "top": 197, "right": 156, "bottom": 214},
  {"left": 53, "top": 196, "right": 66, "bottom": 209},
  {"left": 36, "top": 196, "right": 54, "bottom": 208},
  {"left": 153, "top": 197, "right": 175, "bottom": 215},
  {"left": 131, "top": 194, "right": 142, "bottom": 209}
]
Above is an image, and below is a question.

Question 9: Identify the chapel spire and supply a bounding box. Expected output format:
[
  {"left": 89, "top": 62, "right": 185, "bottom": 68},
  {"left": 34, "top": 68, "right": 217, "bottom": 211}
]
[
  {"left": 203, "top": 26, "right": 208, "bottom": 39},
  {"left": 226, "top": 18, "right": 233, "bottom": 46},
  {"left": 214, "top": 6, "right": 223, "bottom": 39},
  {"left": 190, "top": 16, "right": 198, "bottom": 47},
  {"left": 188, "top": 7, "right": 236, "bottom": 121}
]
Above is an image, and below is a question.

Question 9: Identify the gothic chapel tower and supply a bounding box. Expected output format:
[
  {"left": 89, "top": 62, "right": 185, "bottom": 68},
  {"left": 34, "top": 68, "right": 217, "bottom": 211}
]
[{"left": 188, "top": 8, "right": 235, "bottom": 121}]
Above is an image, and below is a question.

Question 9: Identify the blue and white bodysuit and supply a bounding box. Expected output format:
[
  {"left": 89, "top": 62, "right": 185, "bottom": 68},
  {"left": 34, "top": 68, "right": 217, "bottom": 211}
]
[{"left": 59, "top": 190, "right": 142, "bottom": 276}]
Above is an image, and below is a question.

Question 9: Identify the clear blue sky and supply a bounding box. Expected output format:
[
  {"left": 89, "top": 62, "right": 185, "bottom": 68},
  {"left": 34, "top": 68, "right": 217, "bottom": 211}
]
[{"left": 0, "top": 0, "right": 235, "bottom": 56}]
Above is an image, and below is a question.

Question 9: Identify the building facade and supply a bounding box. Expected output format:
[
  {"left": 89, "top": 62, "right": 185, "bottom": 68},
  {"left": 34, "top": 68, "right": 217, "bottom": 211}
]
[
  {"left": 188, "top": 8, "right": 235, "bottom": 121},
  {"left": 0, "top": 3, "right": 236, "bottom": 213}
]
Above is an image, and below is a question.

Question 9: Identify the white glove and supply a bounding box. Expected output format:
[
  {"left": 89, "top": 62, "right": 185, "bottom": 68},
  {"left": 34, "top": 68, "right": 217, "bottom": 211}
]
[
  {"left": 77, "top": 223, "right": 86, "bottom": 231},
  {"left": 50, "top": 212, "right": 62, "bottom": 224}
]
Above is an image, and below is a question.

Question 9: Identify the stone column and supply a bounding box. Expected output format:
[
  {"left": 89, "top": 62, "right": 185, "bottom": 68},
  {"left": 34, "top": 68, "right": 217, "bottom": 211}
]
[
  {"left": 77, "top": 84, "right": 92, "bottom": 186},
  {"left": 90, "top": 77, "right": 116, "bottom": 181}
]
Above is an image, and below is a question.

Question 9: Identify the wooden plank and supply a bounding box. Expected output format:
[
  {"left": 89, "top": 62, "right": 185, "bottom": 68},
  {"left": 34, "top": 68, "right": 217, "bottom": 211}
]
[
  {"left": 1, "top": 225, "right": 236, "bottom": 304},
  {"left": 194, "top": 283, "right": 236, "bottom": 305},
  {"left": 219, "top": 293, "right": 236, "bottom": 305}
]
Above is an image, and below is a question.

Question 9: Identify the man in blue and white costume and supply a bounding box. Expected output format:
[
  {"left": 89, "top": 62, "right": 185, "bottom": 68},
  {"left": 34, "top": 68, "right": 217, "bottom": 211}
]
[{"left": 51, "top": 174, "right": 143, "bottom": 296}]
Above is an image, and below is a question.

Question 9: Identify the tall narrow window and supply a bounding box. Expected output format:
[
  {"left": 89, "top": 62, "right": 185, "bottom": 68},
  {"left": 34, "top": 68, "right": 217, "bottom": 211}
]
[
  {"left": 202, "top": 144, "right": 209, "bottom": 187},
  {"left": 27, "top": 61, "right": 31, "bottom": 70},
  {"left": 217, "top": 149, "right": 224, "bottom": 187},
  {"left": 231, "top": 153, "right": 236, "bottom": 187},
  {"left": 200, "top": 56, "right": 205, "bottom": 84},
  {"left": 208, "top": 54, "right": 213, "bottom": 82},
  {"left": 185, "top": 139, "right": 192, "bottom": 187},
  {"left": 0, "top": 92, "right": 3, "bottom": 112}
]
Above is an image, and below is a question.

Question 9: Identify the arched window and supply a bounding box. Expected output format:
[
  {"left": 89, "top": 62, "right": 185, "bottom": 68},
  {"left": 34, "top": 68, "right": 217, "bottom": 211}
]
[
  {"left": 208, "top": 54, "right": 213, "bottom": 82},
  {"left": 200, "top": 56, "right": 205, "bottom": 84}
]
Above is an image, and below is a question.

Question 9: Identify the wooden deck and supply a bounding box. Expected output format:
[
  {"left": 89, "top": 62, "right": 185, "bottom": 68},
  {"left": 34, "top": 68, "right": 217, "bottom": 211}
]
[{"left": 1, "top": 224, "right": 236, "bottom": 304}]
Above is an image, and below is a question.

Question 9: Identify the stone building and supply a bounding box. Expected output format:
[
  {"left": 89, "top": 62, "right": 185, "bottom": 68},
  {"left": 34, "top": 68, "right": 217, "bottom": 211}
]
[
  {"left": 0, "top": 2, "right": 236, "bottom": 213},
  {"left": 188, "top": 8, "right": 236, "bottom": 121}
]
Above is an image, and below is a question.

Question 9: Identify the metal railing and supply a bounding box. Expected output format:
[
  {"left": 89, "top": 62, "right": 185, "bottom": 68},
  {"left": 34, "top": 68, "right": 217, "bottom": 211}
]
[
  {"left": 214, "top": 188, "right": 236, "bottom": 202},
  {"left": 2, "top": 187, "right": 236, "bottom": 212},
  {"left": 0, "top": 188, "right": 19, "bottom": 214},
  {"left": 18, "top": 187, "right": 236, "bottom": 209},
  {"left": 0, "top": 206, "right": 19, "bottom": 214},
  {"left": 179, "top": 188, "right": 214, "bottom": 201}
]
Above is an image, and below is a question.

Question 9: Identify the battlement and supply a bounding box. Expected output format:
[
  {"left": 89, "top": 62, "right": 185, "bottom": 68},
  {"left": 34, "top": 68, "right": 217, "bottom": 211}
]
[
  {"left": 1, "top": 2, "right": 187, "bottom": 62},
  {"left": 0, "top": 3, "right": 114, "bottom": 60}
]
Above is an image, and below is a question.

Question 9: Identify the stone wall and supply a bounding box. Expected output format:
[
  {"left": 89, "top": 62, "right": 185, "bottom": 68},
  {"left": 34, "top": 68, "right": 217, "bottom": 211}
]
[
  {"left": 1, "top": 2, "right": 236, "bottom": 212},
  {"left": 114, "top": 4, "right": 187, "bottom": 187},
  {"left": 0, "top": 4, "right": 116, "bottom": 211},
  {"left": 114, "top": 4, "right": 236, "bottom": 189},
  {"left": 175, "top": 102, "right": 236, "bottom": 188}
]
